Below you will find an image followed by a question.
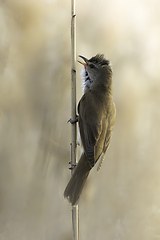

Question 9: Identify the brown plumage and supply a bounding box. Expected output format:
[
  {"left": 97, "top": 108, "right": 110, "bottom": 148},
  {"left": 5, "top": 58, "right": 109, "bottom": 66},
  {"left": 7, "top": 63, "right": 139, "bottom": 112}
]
[{"left": 64, "top": 54, "right": 116, "bottom": 205}]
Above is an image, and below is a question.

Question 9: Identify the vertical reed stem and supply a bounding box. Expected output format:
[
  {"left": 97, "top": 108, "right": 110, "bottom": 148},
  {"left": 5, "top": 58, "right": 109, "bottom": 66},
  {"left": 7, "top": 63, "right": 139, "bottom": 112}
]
[{"left": 71, "top": 0, "right": 79, "bottom": 239}]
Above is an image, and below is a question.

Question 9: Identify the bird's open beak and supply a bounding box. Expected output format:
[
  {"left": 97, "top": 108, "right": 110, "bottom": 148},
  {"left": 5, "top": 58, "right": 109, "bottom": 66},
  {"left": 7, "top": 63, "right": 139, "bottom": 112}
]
[{"left": 78, "top": 55, "right": 88, "bottom": 66}]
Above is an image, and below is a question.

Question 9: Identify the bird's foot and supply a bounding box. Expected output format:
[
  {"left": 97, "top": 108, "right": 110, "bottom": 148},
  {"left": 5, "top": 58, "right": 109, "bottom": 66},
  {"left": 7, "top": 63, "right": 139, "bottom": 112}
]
[
  {"left": 69, "top": 161, "right": 77, "bottom": 170},
  {"left": 67, "top": 115, "right": 79, "bottom": 124}
]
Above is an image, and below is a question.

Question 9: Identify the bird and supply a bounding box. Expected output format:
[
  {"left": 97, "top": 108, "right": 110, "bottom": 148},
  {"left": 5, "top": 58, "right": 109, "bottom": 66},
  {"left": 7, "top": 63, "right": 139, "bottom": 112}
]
[{"left": 64, "top": 54, "right": 116, "bottom": 205}]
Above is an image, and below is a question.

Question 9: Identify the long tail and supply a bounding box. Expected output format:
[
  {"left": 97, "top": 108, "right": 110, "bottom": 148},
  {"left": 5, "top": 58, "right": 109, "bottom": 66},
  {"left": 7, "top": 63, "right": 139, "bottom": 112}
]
[{"left": 64, "top": 153, "right": 91, "bottom": 205}]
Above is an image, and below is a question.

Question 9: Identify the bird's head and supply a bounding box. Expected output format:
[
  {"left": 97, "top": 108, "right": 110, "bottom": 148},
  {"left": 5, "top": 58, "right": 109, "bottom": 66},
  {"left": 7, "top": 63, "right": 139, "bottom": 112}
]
[{"left": 78, "top": 54, "right": 112, "bottom": 92}]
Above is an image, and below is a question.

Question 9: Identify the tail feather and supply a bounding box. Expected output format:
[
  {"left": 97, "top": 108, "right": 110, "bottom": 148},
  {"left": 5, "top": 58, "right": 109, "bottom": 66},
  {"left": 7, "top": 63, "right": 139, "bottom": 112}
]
[{"left": 64, "top": 153, "right": 91, "bottom": 205}]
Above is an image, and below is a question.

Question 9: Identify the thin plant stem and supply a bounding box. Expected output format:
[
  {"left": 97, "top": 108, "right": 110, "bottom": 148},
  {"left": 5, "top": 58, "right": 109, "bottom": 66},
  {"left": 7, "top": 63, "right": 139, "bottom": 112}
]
[{"left": 71, "top": 0, "right": 79, "bottom": 240}]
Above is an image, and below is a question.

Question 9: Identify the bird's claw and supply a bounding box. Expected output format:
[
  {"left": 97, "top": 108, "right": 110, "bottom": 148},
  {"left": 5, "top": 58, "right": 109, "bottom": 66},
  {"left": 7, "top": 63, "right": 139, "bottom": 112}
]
[
  {"left": 69, "top": 161, "right": 77, "bottom": 170},
  {"left": 67, "top": 115, "right": 79, "bottom": 124}
]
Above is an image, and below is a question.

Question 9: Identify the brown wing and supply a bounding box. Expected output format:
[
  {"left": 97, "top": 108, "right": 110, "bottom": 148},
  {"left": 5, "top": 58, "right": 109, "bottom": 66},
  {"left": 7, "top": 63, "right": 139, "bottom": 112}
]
[
  {"left": 78, "top": 93, "right": 102, "bottom": 168},
  {"left": 97, "top": 101, "right": 116, "bottom": 171}
]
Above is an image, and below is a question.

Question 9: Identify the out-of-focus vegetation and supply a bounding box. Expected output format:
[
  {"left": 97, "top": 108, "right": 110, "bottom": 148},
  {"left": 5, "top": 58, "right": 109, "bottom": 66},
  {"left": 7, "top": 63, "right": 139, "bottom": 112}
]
[{"left": 0, "top": 0, "right": 160, "bottom": 239}]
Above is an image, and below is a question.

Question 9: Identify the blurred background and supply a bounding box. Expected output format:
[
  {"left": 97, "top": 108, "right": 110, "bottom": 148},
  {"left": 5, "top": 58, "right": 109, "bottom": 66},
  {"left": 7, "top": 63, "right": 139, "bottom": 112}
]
[{"left": 0, "top": 0, "right": 160, "bottom": 239}]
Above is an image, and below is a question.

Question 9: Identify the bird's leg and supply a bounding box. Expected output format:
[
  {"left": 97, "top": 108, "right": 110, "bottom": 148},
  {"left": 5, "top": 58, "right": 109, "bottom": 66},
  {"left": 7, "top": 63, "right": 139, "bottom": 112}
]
[
  {"left": 69, "top": 142, "right": 77, "bottom": 170},
  {"left": 67, "top": 115, "right": 79, "bottom": 170},
  {"left": 68, "top": 161, "right": 77, "bottom": 170},
  {"left": 67, "top": 115, "right": 79, "bottom": 124}
]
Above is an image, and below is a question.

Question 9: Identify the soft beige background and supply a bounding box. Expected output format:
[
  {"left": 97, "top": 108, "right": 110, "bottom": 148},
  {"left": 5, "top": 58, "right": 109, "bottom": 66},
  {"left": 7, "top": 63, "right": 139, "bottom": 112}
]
[{"left": 0, "top": 0, "right": 160, "bottom": 239}]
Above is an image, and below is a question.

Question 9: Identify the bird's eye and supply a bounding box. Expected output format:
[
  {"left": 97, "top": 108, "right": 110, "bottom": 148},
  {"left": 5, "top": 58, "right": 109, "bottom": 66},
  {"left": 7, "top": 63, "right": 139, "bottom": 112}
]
[{"left": 89, "top": 64, "right": 95, "bottom": 69}]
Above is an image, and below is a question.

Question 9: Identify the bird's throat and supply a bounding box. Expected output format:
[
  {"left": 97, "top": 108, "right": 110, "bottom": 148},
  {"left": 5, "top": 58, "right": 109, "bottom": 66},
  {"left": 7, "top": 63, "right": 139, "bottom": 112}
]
[{"left": 81, "top": 68, "right": 93, "bottom": 93}]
